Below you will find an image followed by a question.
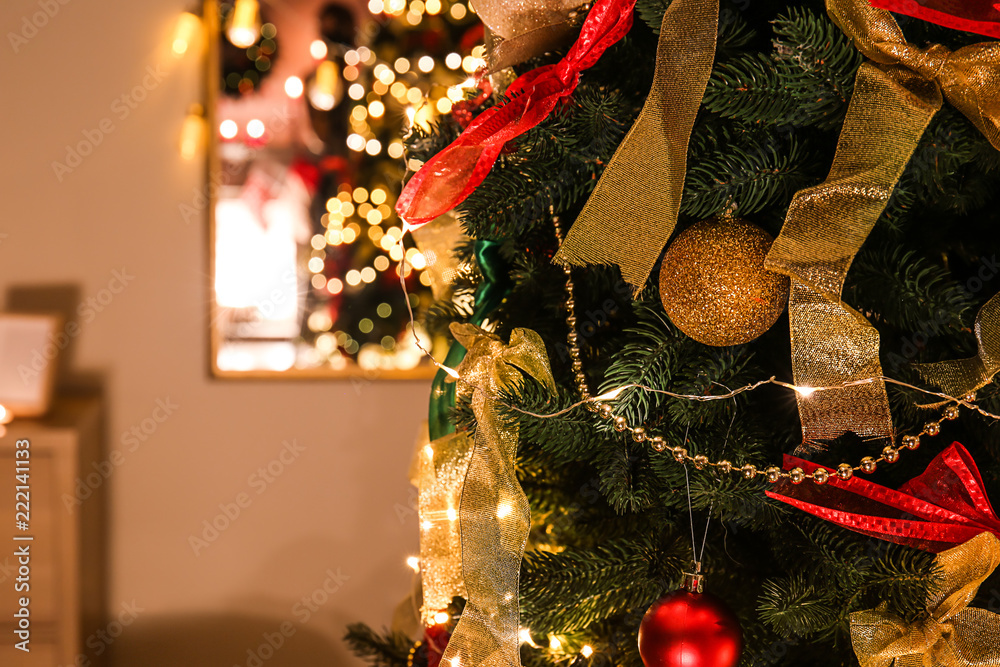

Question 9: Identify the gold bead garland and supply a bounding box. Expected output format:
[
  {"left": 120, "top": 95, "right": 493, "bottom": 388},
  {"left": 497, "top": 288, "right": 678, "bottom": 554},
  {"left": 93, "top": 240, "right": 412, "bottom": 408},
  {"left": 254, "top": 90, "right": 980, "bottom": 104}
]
[{"left": 553, "top": 221, "right": 975, "bottom": 485}]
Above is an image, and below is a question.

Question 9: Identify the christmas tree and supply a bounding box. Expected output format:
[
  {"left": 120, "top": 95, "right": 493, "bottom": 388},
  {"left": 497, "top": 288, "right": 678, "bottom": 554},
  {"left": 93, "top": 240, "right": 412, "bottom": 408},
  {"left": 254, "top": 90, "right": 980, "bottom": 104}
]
[{"left": 347, "top": 0, "right": 1000, "bottom": 665}]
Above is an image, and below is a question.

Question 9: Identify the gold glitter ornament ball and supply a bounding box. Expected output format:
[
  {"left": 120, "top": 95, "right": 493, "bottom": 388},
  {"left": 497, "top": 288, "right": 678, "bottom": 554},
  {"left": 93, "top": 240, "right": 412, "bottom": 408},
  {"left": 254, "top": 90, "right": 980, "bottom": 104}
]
[{"left": 658, "top": 217, "right": 789, "bottom": 347}]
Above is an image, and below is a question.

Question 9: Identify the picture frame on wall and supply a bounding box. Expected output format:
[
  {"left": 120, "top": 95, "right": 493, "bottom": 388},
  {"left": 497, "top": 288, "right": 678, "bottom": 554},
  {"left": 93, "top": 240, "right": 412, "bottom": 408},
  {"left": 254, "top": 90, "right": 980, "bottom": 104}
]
[{"left": 0, "top": 313, "right": 63, "bottom": 419}]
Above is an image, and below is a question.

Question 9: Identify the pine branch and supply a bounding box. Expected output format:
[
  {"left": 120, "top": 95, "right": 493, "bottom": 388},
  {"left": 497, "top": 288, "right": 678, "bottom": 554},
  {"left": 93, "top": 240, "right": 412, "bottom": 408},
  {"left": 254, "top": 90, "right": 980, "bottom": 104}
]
[{"left": 343, "top": 624, "right": 415, "bottom": 667}]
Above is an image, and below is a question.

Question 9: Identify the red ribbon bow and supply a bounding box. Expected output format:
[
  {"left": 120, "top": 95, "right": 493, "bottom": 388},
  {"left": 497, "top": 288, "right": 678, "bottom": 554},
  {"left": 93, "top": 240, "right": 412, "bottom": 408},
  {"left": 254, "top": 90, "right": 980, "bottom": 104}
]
[
  {"left": 395, "top": 0, "right": 636, "bottom": 227},
  {"left": 869, "top": 0, "right": 1000, "bottom": 39},
  {"left": 766, "top": 442, "right": 1000, "bottom": 553}
]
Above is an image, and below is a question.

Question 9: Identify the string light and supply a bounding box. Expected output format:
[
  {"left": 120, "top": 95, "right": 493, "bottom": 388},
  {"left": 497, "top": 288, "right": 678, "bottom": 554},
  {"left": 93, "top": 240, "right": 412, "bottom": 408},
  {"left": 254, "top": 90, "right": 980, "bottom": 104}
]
[
  {"left": 172, "top": 11, "right": 202, "bottom": 56},
  {"left": 434, "top": 611, "right": 451, "bottom": 624},
  {"left": 406, "top": 556, "right": 420, "bottom": 571},
  {"left": 581, "top": 645, "right": 594, "bottom": 658},
  {"left": 226, "top": 0, "right": 260, "bottom": 48},
  {"left": 179, "top": 104, "right": 205, "bottom": 160}
]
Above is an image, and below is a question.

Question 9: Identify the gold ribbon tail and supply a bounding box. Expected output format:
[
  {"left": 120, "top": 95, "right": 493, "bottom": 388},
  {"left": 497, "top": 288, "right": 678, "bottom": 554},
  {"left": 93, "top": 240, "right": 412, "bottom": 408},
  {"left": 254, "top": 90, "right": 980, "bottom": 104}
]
[
  {"left": 916, "top": 292, "right": 1000, "bottom": 399},
  {"left": 553, "top": 0, "right": 719, "bottom": 294},
  {"left": 765, "top": 56, "right": 943, "bottom": 444},
  {"left": 441, "top": 324, "right": 556, "bottom": 667}
]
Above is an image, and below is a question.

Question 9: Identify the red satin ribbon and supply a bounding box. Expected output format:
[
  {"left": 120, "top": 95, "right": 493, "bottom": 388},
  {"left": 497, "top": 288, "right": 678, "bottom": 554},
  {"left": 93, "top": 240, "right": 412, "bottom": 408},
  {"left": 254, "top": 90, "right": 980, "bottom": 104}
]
[
  {"left": 766, "top": 442, "right": 1000, "bottom": 553},
  {"left": 869, "top": 0, "right": 1000, "bottom": 38},
  {"left": 395, "top": 0, "right": 636, "bottom": 226}
]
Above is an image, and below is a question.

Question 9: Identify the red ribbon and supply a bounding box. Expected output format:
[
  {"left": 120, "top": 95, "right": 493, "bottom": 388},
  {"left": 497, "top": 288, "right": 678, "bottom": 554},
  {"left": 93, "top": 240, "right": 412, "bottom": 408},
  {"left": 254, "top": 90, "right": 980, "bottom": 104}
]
[
  {"left": 869, "top": 0, "right": 1000, "bottom": 38},
  {"left": 766, "top": 442, "right": 1000, "bottom": 553},
  {"left": 395, "top": 0, "right": 635, "bottom": 227}
]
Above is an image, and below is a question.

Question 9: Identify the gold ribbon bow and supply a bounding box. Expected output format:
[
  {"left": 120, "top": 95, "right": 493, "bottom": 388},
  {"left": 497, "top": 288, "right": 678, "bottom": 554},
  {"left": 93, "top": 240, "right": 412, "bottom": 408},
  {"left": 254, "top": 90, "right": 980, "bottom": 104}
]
[
  {"left": 916, "top": 293, "right": 1000, "bottom": 400},
  {"left": 850, "top": 532, "right": 1000, "bottom": 667},
  {"left": 763, "top": 0, "right": 1000, "bottom": 444},
  {"left": 554, "top": 0, "right": 719, "bottom": 293},
  {"left": 442, "top": 323, "right": 556, "bottom": 667}
]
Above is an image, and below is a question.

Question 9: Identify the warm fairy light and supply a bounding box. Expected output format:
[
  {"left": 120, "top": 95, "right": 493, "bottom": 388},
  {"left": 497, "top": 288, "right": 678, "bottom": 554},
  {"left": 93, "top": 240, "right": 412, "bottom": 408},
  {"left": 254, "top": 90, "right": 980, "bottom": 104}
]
[
  {"left": 246, "top": 118, "right": 265, "bottom": 138},
  {"left": 549, "top": 636, "right": 562, "bottom": 651},
  {"left": 366, "top": 138, "right": 382, "bottom": 155},
  {"left": 310, "top": 39, "right": 328, "bottom": 59},
  {"left": 402, "top": 89, "right": 420, "bottom": 106},
  {"left": 443, "top": 366, "right": 460, "bottom": 379},
  {"left": 434, "top": 611, "right": 451, "bottom": 624},
  {"left": 179, "top": 106, "right": 204, "bottom": 160},
  {"left": 406, "top": 556, "right": 420, "bottom": 571},
  {"left": 374, "top": 256, "right": 390, "bottom": 271},
  {"left": 348, "top": 83, "right": 365, "bottom": 100},
  {"left": 796, "top": 386, "right": 816, "bottom": 397},
  {"left": 369, "top": 100, "right": 385, "bottom": 118},
  {"left": 0, "top": 405, "right": 10, "bottom": 424},
  {"left": 346, "top": 270, "right": 362, "bottom": 286},
  {"left": 227, "top": 0, "right": 260, "bottom": 48},
  {"left": 436, "top": 98, "right": 453, "bottom": 113},
  {"left": 426, "top": 0, "right": 442, "bottom": 14},
  {"left": 450, "top": 2, "right": 467, "bottom": 18},
  {"left": 347, "top": 133, "right": 366, "bottom": 151},
  {"left": 594, "top": 386, "right": 627, "bottom": 401},
  {"left": 310, "top": 60, "right": 342, "bottom": 110},
  {"left": 327, "top": 278, "right": 343, "bottom": 294},
  {"left": 496, "top": 502, "right": 513, "bottom": 519},
  {"left": 581, "top": 646, "right": 594, "bottom": 658},
  {"left": 518, "top": 629, "right": 538, "bottom": 647},
  {"left": 172, "top": 11, "right": 201, "bottom": 56},
  {"left": 421, "top": 520, "right": 433, "bottom": 530},
  {"left": 368, "top": 0, "right": 384, "bottom": 12},
  {"left": 388, "top": 142, "right": 404, "bottom": 158},
  {"left": 447, "top": 507, "right": 457, "bottom": 521},
  {"left": 220, "top": 119, "right": 238, "bottom": 139},
  {"left": 307, "top": 257, "right": 325, "bottom": 273},
  {"left": 445, "top": 52, "right": 461, "bottom": 69},
  {"left": 284, "top": 75, "right": 304, "bottom": 98},
  {"left": 358, "top": 46, "right": 373, "bottom": 63},
  {"left": 417, "top": 55, "right": 435, "bottom": 72},
  {"left": 361, "top": 267, "right": 377, "bottom": 283},
  {"left": 424, "top": 444, "right": 435, "bottom": 459}
]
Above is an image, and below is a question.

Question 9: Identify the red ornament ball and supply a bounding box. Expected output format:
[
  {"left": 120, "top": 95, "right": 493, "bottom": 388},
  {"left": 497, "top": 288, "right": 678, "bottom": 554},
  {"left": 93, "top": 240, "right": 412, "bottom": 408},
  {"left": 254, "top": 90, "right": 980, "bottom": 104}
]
[{"left": 638, "top": 590, "right": 743, "bottom": 667}]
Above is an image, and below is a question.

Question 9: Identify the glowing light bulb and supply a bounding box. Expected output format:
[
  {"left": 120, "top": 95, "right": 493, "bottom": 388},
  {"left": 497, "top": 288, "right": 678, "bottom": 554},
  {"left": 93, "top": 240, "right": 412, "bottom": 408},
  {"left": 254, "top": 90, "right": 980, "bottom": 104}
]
[
  {"left": 246, "top": 118, "right": 265, "bottom": 138},
  {"left": 309, "top": 60, "right": 342, "bottom": 111},
  {"left": 0, "top": 404, "right": 10, "bottom": 424},
  {"left": 310, "top": 39, "right": 328, "bottom": 59},
  {"left": 417, "top": 55, "right": 434, "bottom": 72},
  {"left": 594, "top": 386, "right": 627, "bottom": 401},
  {"left": 443, "top": 365, "right": 460, "bottom": 379},
  {"left": 447, "top": 508, "right": 457, "bottom": 521},
  {"left": 581, "top": 646, "right": 594, "bottom": 658},
  {"left": 796, "top": 386, "right": 816, "bottom": 397},
  {"left": 445, "top": 52, "right": 461, "bottom": 69},
  {"left": 220, "top": 119, "right": 238, "bottom": 139},
  {"left": 284, "top": 75, "right": 304, "bottom": 98},
  {"left": 434, "top": 611, "right": 450, "bottom": 624},
  {"left": 496, "top": 502, "right": 513, "bottom": 519},
  {"left": 172, "top": 11, "right": 201, "bottom": 56},
  {"left": 423, "top": 444, "right": 435, "bottom": 459},
  {"left": 226, "top": 0, "right": 260, "bottom": 48},
  {"left": 549, "top": 636, "right": 562, "bottom": 651},
  {"left": 179, "top": 105, "right": 205, "bottom": 160},
  {"left": 406, "top": 556, "right": 420, "bottom": 571}
]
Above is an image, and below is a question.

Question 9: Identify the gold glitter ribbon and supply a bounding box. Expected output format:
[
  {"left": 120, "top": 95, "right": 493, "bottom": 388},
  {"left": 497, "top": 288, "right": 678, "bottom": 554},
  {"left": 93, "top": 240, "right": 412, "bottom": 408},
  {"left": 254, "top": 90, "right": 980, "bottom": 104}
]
[
  {"left": 442, "top": 323, "right": 556, "bottom": 667},
  {"left": 417, "top": 429, "right": 474, "bottom": 625},
  {"left": 850, "top": 532, "right": 1000, "bottom": 667},
  {"left": 763, "top": 0, "right": 1000, "bottom": 444},
  {"left": 553, "top": 0, "right": 719, "bottom": 293},
  {"left": 916, "top": 293, "right": 1000, "bottom": 399}
]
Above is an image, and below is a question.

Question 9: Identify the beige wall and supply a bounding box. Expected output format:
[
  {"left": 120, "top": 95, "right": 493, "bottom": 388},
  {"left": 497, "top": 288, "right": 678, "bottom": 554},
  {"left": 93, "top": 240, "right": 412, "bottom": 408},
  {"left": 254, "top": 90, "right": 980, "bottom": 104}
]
[{"left": 1, "top": 0, "right": 424, "bottom": 664}]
